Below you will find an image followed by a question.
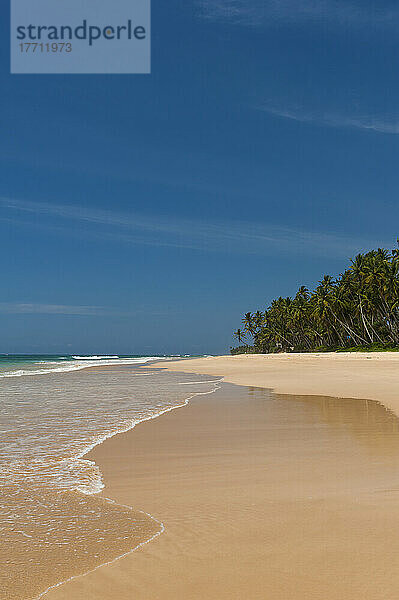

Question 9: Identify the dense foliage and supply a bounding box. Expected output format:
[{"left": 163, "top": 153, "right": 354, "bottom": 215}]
[{"left": 232, "top": 246, "right": 399, "bottom": 354}]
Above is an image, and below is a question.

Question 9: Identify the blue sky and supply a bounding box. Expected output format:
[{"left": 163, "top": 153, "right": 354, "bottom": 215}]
[{"left": 1, "top": 0, "right": 399, "bottom": 354}]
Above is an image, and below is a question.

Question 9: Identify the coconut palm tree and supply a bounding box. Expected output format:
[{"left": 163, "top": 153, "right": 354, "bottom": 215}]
[
  {"left": 231, "top": 242, "right": 399, "bottom": 354},
  {"left": 233, "top": 328, "right": 245, "bottom": 344}
]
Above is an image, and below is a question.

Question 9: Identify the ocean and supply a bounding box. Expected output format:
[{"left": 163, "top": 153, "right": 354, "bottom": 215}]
[{"left": 0, "top": 355, "right": 221, "bottom": 599}]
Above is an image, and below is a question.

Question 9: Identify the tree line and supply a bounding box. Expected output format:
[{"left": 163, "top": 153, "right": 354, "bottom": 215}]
[{"left": 232, "top": 245, "right": 399, "bottom": 354}]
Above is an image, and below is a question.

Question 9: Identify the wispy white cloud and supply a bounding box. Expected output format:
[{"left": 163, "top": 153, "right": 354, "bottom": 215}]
[
  {"left": 197, "top": 0, "right": 398, "bottom": 28},
  {"left": 256, "top": 103, "right": 399, "bottom": 134},
  {"left": 0, "top": 302, "right": 168, "bottom": 317},
  {"left": 0, "top": 303, "right": 108, "bottom": 316},
  {"left": 0, "top": 196, "right": 391, "bottom": 259},
  {"left": 198, "top": 2, "right": 399, "bottom": 135}
]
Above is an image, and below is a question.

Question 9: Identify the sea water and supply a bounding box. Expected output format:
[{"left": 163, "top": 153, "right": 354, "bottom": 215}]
[{"left": 0, "top": 356, "right": 220, "bottom": 599}]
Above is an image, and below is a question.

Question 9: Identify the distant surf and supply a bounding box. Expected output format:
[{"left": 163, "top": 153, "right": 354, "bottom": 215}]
[
  {"left": 0, "top": 354, "right": 174, "bottom": 378},
  {"left": 72, "top": 355, "right": 120, "bottom": 360}
]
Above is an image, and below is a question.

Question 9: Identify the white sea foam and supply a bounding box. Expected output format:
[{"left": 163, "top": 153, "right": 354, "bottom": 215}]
[
  {"left": 178, "top": 379, "right": 223, "bottom": 385},
  {"left": 0, "top": 356, "right": 169, "bottom": 378},
  {"left": 72, "top": 355, "right": 120, "bottom": 360}
]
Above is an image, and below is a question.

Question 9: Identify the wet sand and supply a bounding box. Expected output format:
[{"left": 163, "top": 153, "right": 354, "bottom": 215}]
[
  {"left": 45, "top": 381, "right": 399, "bottom": 600},
  {"left": 154, "top": 353, "right": 399, "bottom": 416}
]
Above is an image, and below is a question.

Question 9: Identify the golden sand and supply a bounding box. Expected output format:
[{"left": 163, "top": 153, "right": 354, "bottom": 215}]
[
  {"left": 154, "top": 352, "right": 399, "bottom": 415},
  {"left": 45, "top": 373, "right": 399, "bottom": 600}
]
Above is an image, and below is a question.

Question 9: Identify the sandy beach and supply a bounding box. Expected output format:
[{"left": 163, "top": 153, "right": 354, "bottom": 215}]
[
  {"left": 156, "top": 352, "right": 399, "bottom": 416},
  {"left": 44, "top": 353, "right": 399, "bottom": 600}
]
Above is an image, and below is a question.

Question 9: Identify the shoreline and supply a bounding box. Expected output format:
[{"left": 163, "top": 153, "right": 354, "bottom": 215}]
[
  {"left": 35, "top": 369, "right": 222, "bottom": 600},
  {"left": 0, "top": 360, "right": 219, "bottom": 600},
  {"left": 36, "top": 514, "right": 165, "bottom": 600}
]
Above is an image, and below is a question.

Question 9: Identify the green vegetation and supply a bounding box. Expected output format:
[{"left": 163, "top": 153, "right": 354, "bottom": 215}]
[{"left": 232, "top": 245, "right": 399, "bottom": 354}]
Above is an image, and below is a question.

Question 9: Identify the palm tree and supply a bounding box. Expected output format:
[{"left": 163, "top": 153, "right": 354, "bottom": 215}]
[
  {"left": 242, "top": 312, "right": 255, "bottom": 337},
  {"left": 231, "top": 242, "right": 399, "bottom": 354},
  {"left": 234, "top": 328, "right": 245, "bottom": 344}
]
